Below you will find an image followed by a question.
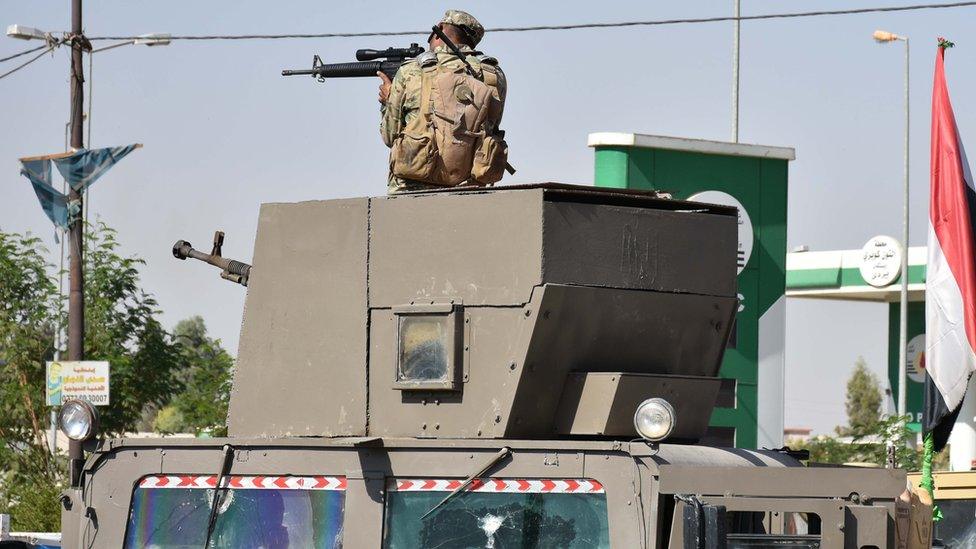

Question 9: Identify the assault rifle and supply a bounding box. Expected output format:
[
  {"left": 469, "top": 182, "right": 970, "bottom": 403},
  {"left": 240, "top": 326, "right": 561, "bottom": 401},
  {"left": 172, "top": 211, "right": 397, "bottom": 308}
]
[{"left": 281, "top": 43, "right": 425, "bottom": 81}]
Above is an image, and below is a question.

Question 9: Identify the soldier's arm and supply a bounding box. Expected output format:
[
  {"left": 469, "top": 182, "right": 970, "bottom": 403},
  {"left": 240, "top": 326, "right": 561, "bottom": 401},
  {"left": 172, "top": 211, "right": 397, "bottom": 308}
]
[{"left": 380, "top": 66, "right": 411, "bottom": 148}]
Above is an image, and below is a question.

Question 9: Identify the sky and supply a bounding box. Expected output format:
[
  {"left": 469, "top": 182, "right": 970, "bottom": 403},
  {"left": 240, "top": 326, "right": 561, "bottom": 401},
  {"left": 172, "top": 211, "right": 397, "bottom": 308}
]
[{"left": 2, "top": 1, "right": 974, "bottom": 435}]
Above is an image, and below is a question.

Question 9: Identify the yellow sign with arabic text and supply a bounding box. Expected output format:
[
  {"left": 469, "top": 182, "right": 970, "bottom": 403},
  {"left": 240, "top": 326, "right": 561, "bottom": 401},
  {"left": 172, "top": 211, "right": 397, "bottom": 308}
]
[{"left": 45, "top": 361, "right": 110, "bottom": 406}]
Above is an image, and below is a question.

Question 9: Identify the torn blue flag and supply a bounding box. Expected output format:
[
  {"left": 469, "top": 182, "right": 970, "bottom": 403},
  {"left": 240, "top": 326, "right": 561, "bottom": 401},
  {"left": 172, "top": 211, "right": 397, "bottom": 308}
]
[
  {"left": 53, "top": 144, "right": 140, "bottom": 194},
  {"left": 19, "top": 158, "right": 71, "bottom": 229},
  {"left": 18, "top": 144, "right": 140, "bottom": 229}
]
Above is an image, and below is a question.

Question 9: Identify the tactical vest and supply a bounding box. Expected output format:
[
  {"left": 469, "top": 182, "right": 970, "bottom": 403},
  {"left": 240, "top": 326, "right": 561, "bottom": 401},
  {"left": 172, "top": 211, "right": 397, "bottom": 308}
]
[{"left": 391, "top": 53, "right": 508, "bottom": 187}]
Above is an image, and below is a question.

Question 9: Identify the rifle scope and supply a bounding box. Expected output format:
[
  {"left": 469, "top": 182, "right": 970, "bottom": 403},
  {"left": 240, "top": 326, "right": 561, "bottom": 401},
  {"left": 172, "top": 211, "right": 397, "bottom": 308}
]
[{"left": 356, "top": 43, "right": 424, "bottom": 61}]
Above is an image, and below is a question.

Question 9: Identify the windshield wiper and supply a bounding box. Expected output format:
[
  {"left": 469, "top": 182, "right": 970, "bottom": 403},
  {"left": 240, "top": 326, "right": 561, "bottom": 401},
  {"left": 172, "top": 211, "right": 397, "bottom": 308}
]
[
  {"left": 203, "top": 444, "right": 235, "bottom": 548},
  {"left": 421, "top": 446, "right": 511, "bottom": 521}
]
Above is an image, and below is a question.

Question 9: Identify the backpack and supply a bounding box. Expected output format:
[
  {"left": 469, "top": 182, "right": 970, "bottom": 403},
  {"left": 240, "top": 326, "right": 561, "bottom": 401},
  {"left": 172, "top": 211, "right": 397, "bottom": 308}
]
[{"left": 391, "top": 54, "right": 508, "bottom": 186}]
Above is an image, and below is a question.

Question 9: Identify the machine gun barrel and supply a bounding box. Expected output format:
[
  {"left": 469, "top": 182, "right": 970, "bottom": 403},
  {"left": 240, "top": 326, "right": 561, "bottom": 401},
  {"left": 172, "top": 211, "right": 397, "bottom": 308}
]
[{"left": 173, "top": 231, "right": 251, "bottom": 287}]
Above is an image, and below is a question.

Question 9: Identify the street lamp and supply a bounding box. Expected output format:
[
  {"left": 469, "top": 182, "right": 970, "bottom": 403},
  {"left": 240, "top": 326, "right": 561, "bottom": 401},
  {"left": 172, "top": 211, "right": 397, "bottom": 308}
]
[
  {"left": 92, "top": 33, "right": 171, "bottom": 53},
  {"left": 6, "top": 24, "right": 51, "bottom": 41},
  {"left": 7, "top": 24, "right": 170, "bottom": 52},
  {"left": 874, "top": 29, "right": 910, "bottom": 419}
]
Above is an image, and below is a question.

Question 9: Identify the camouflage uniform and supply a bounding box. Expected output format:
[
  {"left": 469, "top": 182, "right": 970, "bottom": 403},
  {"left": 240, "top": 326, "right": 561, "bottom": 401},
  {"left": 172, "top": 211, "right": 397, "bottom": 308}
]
[{"left": 380, "top": 10, "right": 506, "bottom": 194}]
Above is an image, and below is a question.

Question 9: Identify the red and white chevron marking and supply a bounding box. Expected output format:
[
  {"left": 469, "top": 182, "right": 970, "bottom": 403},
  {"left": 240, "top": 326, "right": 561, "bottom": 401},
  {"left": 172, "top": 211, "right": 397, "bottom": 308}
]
[
  {"left": 138, "top": 475, "right": 346, "bottom": 491},
  {"left": 390, "top": 478, "right": 604, "bottom": 494}
]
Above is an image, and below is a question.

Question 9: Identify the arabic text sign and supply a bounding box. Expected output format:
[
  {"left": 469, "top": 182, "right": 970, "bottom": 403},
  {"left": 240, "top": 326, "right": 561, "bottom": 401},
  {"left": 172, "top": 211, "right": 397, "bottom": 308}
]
[
  {"left": 46, "top": 361, "right": 110, "bottom": 406},
  {"left": 859, "top": 235, "right": 903, "bottom": 288}
]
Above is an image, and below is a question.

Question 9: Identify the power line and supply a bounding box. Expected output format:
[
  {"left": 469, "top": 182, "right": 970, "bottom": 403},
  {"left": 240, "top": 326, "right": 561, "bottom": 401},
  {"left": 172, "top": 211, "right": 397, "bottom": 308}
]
[
  {"left": 0, "top": 43, "right": 50, "bottom": 63},
  {"left": 2, "top": 1, "right": 972, "bottom": 79},
  {"left": 86, "top": 1, "right": 976, "bottom": 42},
  {"left": 0, "top": 43, "right": 57, "bottom": 81}
]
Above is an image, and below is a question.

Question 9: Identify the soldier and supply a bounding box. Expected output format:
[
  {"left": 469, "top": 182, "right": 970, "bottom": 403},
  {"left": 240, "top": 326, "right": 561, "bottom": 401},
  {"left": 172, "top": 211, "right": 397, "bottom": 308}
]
[{"left": 378, "top": 10, "right": 508, "bottom": 194}]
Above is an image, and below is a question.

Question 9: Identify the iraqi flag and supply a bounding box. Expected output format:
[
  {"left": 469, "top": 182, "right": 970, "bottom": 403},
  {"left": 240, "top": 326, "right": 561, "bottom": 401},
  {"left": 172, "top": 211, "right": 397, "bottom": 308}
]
[{"left": 923, "top": 40, "right": 976, "bottom": 452}]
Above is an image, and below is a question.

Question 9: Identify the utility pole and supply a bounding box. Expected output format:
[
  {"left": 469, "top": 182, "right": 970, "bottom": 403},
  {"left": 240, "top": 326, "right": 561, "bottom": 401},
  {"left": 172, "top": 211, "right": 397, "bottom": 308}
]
[
  {"left": 731, "top": 0, "right": 740, "bottom": 142},
  {"left": 68, "top": 0, "right": 86, "bottom": 484}
]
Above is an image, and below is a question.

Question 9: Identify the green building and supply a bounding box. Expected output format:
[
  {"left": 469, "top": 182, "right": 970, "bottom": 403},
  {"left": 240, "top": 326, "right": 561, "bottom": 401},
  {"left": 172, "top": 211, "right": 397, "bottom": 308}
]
[{"left": 589, "top": 132, "right": 795, "bottom": 449}]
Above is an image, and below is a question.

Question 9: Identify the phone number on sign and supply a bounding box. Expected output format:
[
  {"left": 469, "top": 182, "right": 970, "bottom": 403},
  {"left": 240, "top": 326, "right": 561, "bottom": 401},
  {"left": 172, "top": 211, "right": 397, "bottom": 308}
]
[{"left": 60, "top": 394, "right": 109, "bottom": 405}]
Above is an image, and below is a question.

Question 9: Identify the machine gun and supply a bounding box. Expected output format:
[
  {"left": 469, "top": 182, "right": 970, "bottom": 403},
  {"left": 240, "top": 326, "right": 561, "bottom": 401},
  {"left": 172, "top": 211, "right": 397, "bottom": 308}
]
[
  {"left": 281, "top": 43, "right": 425, "bottom": 81},
  {"left": 173, "top": 231, "right": 251, "bottom": 287}
]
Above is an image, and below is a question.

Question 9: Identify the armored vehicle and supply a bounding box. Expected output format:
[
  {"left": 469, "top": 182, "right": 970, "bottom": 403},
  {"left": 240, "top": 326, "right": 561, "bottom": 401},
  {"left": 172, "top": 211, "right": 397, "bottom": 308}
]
[{"left": 59, "top": 184, "right": 907, "bottom": 548}]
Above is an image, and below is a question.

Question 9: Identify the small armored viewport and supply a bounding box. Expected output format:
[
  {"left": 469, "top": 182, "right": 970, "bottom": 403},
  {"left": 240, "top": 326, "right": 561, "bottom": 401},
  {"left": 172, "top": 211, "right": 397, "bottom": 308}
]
[{"left": 228, "top": 184, "right": 738, "bottom": 442}]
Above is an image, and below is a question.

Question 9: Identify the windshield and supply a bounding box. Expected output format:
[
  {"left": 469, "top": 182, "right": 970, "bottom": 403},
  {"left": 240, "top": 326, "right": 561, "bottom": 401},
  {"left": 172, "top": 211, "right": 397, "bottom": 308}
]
[
  {"left": 124, "top": 475, "right": 345, "bottom": 548},
  {"left": 382, "top": 478, "right": 610, "bottom": 548},
  {"left": 935, "top": 498, "right": 976, "bottom": 547}
]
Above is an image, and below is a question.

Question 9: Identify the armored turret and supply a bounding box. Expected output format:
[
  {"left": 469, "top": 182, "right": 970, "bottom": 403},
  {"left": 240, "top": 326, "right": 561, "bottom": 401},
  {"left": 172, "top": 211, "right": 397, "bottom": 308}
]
[
  {"left": 228, "top": 184, "right": 738, "bottom": 442},
  {"left": 62, "top": 183, "right": 909, "bottom": 549}
]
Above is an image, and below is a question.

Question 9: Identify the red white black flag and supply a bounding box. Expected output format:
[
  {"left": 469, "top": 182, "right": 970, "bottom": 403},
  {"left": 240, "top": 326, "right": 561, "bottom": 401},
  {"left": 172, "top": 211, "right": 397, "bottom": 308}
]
[{"left": 923, "top": 40, "right": 976, "bottom": 451}]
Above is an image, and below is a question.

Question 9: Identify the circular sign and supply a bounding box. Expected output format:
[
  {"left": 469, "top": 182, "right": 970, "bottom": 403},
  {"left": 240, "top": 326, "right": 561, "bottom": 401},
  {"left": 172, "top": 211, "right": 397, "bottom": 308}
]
[
  {"left": 906, "top": 333, "right": 927, "bottom": 384},
  {"left": 689, "top": 191, "right": 753, "bottom": 274},
  {"left": 859, "top": 235, "right": 903, "bottom": 288}
]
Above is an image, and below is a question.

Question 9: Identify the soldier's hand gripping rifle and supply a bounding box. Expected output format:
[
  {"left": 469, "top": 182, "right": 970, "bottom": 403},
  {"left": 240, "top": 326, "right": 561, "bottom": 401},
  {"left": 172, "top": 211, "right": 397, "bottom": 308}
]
[
  {"left": 173, "top": 231, "right": 251, "bottom": 287},
  {"left": 281, "top": 43, "right": 425, "bottom": 81}
]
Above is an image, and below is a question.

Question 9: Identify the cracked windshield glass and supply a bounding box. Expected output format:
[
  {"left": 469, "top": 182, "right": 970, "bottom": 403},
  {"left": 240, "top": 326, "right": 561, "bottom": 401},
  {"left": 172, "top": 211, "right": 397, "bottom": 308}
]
[
  {"left": 124, "top": 476, "right": 345, "bottom": 548},
  {"left": 383, "top": 479, "right": 610, "bottom": 548}
]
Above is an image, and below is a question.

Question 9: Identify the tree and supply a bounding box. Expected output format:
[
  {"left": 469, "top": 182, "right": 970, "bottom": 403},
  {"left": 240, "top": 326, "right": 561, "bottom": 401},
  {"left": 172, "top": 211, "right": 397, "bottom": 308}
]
[
  {"left": 83, "top": 223, "right": 185, "bottom": 434},
  {"left": 153, "top": 404, "right": 185, "bottom": 434},
  {"left": 838, "top": 357, "right": 882, "bottom": 437},
  {"left": 0, "top": 231, "right": 63, "bottom": 531},
  {"left": 790, "top": 354, "right": 953, "bottom": 471},
  {"left": 801, "top": 415, "right": 920, "bottom": 470},
  {"left": 171, "top": 316, "right": 233, "bottom": 435},
  {"left": 0, "top": 223, "right": 189, "bottom": 530}
]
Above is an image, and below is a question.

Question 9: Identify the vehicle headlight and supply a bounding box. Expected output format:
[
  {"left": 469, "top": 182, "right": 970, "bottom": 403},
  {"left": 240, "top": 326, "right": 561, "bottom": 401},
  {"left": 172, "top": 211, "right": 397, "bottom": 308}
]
[
  {"left": 633, "top": 398, "right": 676, "bottom": 442},
  {"left": 58, "top": 399, "right": 99, "bottom": 441}
]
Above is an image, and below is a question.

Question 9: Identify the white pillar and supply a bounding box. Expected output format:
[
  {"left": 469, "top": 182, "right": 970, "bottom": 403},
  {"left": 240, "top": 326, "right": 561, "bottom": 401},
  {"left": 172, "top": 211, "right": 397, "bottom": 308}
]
[
  {"left": 949, "top": 375, "right": 976, "bottom": 471},
  {"left": 757, "top": 296, "right": 786, "bottom": 449}
]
